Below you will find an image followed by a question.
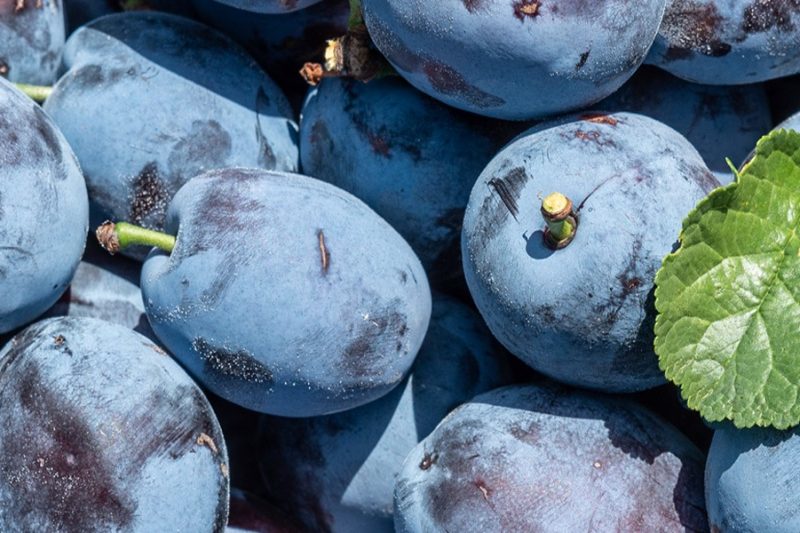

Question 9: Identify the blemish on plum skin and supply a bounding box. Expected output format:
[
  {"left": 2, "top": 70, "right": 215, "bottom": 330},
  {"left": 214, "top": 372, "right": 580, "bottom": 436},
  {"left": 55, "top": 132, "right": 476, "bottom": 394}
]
[
  {"left": 576, "top": 50, "right": 590, "bottom": 70},
  {"left": 581, "top": 113, "right": 618, "bottom": 126},
  {"left": 317, "top": 230, "right": 330, "bottom": 274},
  {"left": 419, "top": 452, "right": 438, "bottom": 470},
  {"left": 196, "top": 433, "right": 219, "bottom": 454},
  {"left": 514, "top": 0, "right": 542, "bottom": 20},
  {"left": 474, "top": 479, "right": 491, "bottom": 501}
]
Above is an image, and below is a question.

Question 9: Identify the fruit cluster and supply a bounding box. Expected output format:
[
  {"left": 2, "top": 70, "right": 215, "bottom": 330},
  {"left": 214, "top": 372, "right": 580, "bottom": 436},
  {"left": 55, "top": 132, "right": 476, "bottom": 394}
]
[{"left": 2, "top": 1, "right": 800, "bottom": 531}]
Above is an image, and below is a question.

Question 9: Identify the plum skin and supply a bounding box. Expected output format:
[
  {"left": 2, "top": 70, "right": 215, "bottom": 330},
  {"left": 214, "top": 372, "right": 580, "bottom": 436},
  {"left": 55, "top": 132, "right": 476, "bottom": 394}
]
[
  {"left": 0, "top": 317, "right": 229, "bottom": 532},
  {"left": 461, "top": 112, "right": 719, "bottom": 392},
  {"left": 141, "top": 168, "right": 432, "bottom": 417}
]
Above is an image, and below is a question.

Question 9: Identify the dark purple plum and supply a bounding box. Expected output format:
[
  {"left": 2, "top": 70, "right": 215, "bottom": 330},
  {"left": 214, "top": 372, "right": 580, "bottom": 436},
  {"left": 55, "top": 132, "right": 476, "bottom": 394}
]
[
  {"left": 43, "top": 12, "right": 299, "bottom": 260},
  {"left": 394, "top": 382, "right": 708, "bottom": 532},
  {"left": 0, "top": 78, "right": 88, "bottom": 335},
  {"left": 0, "top": 0, "right": 64, "bottom": 84},
  {"left": 0, "top": 317, "right": 230, "bottom": 531},
  {"left": 461, "top": 112, "right": 719, "bottom": 392},
  {"left": 300, "top": 76, "right": 525, "bottom": 292},
  {"left": 647, "top": 0, "right": 800, "bottom": 84},
  {"left": 41, "top": 238, "right": 156, "bottom": 340},
  {"left": 361, "top": 0, "right": 667, "bottom": 119},
  {"left": 259, "top": 294, "right": 510, "bottom": 532},
  {"left": 192, "top": 0, "right": 349, "bottom": 102},
  {"left": 706, "top": 425, "right": 800, "bottom": 532},
  {"left": 594, "top": 66, "right": 771, "bottom": 184},
  {"left": 134, "top": 168, "right": 431, "bottom": 417},
  {"left": 208, "top": 0, "right": 323, "bottom": 13}
]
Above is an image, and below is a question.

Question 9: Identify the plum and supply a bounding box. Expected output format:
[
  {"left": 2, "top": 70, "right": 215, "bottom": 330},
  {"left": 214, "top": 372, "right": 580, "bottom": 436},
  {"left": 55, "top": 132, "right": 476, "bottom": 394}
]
[
  {"left": 41, "top": 238, "right": 156, "bottom": 340},
  {"left": 0, "top": 0, "right": 64, "bottom": 84},
  {"left": 43, "top": 12, "right": 299, "bottom": 259},
  {"left": 394, "top": 382, "right": 708, "bottom": 532},
  {"left": 360, "top": 0, "right": 667, "bottom": 120},
  {"left": 259, "top": 294, "right": 510, "bottom": 532},
  {"left": 461, "top": 112, "right": 719, "bottom": 392},
  {"left": 105, "top": 168, "right": 432, "bottom": 416},
  {"left": 594, "top": 66, "right": 771, "bottom": 184},
  {"left": 647, "top": 0, "right": 800, "bottom": 84},
  {"left": 0, "top": 317, "right": 229, "bottom": 531},
  {"left": 208, "top": 0, "right": 323, "bottom": 13},
  {"left": 0, "top": 78, "right": 88, "bottom": 335},
  {"left": 65, "top": 0, "right": 198, "bottom": 34},
  {"left": 706, "top": 425, "right": 800, "bottom": 532},
  {"left": 300, "top": 77, "right": 524, "bottom": 291}
]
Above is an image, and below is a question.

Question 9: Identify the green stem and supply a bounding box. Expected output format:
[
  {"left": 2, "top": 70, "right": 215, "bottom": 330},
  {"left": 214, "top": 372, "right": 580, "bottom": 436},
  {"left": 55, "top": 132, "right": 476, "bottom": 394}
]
[
  {"left": 96, "top": 221, "right": 175, "bottom": 255},
  {"left": 348, "top": 0, "right": 363, "bottom": 30},
  {"left": 541, "top": 192, "right": 578, "bottom": 249},
  {"left": 15, "top": 83, "right": 53, "bottom": 103}
]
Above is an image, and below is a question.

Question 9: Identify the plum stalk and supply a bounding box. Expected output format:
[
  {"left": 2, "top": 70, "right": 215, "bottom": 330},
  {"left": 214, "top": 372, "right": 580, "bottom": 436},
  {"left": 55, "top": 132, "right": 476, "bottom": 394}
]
[
  {"left": 541, "top": 193, "right": 578, "bottom": 249},
  {"left": 96, "top": 221, "right": 175, "bottom": 255},
  {"left": 15, "top": 83, "right": 53, "bottom": 103}
]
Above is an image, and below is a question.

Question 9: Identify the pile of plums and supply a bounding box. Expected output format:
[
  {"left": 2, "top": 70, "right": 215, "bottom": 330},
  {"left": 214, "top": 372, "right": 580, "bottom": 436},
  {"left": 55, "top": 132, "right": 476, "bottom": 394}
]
[{"left": 2, "top": 1, "right": 799, "bottom": 531}]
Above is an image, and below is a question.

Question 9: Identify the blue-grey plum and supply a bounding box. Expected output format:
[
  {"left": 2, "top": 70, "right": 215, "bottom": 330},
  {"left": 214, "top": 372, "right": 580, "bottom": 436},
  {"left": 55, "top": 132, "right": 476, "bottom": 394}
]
[
  {"left": 462, "top": 112, "right": 719, "bottom": 392},
  {"left": 0, "top": 0, "right": 64, "bottom": 84},
  {"left": 140, "top": 168, "right": 431, "bottom": 417},
  {"left": 259, "top": 294, "right": 510, "bottom": 532},
  {"left": 0, "top": 78, "right": 88, "bottom": 334},
  {"left": 647, "top": 0, "right": 800, "bottom": 84},
  {"left": 208, "top": 0, "right": 323, "bottom": 13},
  {"left": 394, "top": 382, "right": 708, "bottom": 532},
  {"left": 360, "top": 0, "right": 667, "bottom": 120},
  {"left": 192, "top": 0, "right": 349, "bottom": 103},
  {"left": 594, "top": 66, "right": 771, "bottom": 184},
  {"left": 0, "top": 317, "right": 229, "bottom": 531},
  {"left": 41, "top": 238, "right": 156, "bottom": 340},
  {"left": 300, "top": 77, "right": 525, "bottom": 291},
  {"left": 43, "top": 12, "right": 299, "bottom": 259},
  {"left": 706, "top": 425, "right": 800, "bottom": 532},
  {"left": 225, "top": 488, "right": 304, "bottom": 532}
]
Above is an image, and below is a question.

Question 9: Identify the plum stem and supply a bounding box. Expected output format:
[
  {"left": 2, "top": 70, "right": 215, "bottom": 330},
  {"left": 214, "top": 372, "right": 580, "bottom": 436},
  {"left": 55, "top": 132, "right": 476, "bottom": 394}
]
[
  {"left": 15, "top": 83, "right": 53, "bottom": 103},
  {"left": 348, "top": 0, "right": 363, "bottom": 30},
  {"left": 541, "top": 193, "right": 578, "bottom": 249},
  {"left": 96, "top": 221, "right": 175, "bottom": 255}
]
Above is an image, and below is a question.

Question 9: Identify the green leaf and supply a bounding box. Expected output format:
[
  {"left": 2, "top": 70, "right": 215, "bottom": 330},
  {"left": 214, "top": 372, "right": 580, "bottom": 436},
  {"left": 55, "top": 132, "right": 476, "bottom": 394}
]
[{"left": 655, "top": 129, "right": 800, "bottom": 429}]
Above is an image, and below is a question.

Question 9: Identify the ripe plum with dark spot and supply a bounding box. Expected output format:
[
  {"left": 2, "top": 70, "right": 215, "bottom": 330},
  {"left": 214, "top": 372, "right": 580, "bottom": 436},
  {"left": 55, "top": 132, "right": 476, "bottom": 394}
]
[
  {"left": 361, "top": 0, "right": 667, "bottom": 119},
  {"left": 0, "top": 317, "right": 229, "bottom": 532},
  {"left": 43, "top": 12, "right": 299, "bottom": 260},
  {"left": 647, "top": 0, "right": 800, "bottom": 84},
  {"left": 139, "top": 168, "right": 431, "bottom": 416},
  {"left": 394, "top": 382, "right": 708, "bottom": 532},
  {"left": 461, "top": 112, "right": 719, "bottom": 392}
]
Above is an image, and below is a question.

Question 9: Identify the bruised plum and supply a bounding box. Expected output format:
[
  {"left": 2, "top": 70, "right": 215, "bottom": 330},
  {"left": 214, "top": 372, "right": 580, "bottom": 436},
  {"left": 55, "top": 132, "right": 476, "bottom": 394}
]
[
  {"left": 258, "top": 295, "right": 510, "bottom": 532},
  {"left": 361, "top": 0, "right": 666, "bottom": 120},
  {"left": 394, "top": 382, "right": 708, "bottom": 532},
  {"left": 0, "top": 0, "right": 64, "bottom": 84},
  {"left": 462, "top": 112, "right": 719, "bottom": 392},
  {"left": 705, "top": 425, "right": 800, "bottom": 532},
  {"left": 647, "top": 0, "right": 800, "bottom": 84},
  {"left": 0, "top": 78, "right": 88, "bottom": 335},
  {"left": 0, "top": 317, "right": 229, "bottom": 532},
  {"left": 300, "top": 77, "right": 524, "bottom": 291},
  {"left": 43, "top": 12, "right": 298, "bottom": 260},
  {"left": 140, "top": 168, "right": 431, "bottom": 417}
]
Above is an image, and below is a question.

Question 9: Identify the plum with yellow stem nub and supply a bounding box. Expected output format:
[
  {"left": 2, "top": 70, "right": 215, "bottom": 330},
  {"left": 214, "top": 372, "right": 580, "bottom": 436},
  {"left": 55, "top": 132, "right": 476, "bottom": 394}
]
[
  {"left": 96, "top": 221, "right": 176, "bottom": 255},
  {"left": 541, "top": 192, "right": 578, "bottom": 250}
]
